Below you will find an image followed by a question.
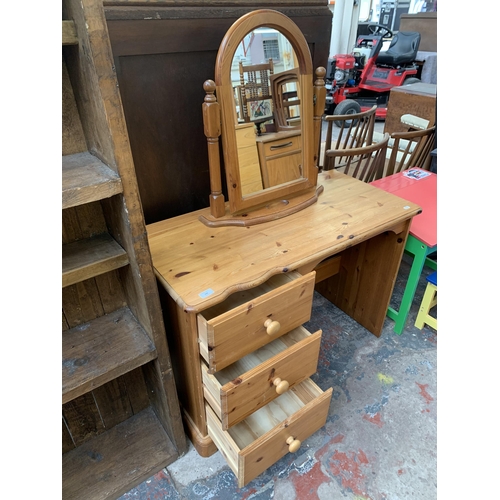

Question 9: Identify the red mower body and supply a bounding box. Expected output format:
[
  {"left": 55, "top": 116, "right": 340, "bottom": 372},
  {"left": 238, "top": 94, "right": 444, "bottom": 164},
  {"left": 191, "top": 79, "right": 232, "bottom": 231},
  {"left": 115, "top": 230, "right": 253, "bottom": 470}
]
[{"left": 325, "top": 26, "right": 421, "bottom": 121}]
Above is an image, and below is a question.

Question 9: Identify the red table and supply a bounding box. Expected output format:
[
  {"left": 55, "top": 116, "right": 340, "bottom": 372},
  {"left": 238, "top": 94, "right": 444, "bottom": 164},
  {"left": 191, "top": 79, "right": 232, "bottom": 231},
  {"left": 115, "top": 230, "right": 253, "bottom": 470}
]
[{"left": 370, "top": 168, "right": 437, "bottom": 333}]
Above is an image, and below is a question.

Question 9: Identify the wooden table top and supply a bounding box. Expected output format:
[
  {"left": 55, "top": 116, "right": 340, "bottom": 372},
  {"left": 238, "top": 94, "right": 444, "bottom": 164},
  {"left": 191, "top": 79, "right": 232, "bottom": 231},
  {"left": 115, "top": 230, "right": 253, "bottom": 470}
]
[
  {"left": 147, "top": 171, "right": 421, "bottom": 312},
  {"left": 370, "top": 168, "right": 436, "bottom": 248}
]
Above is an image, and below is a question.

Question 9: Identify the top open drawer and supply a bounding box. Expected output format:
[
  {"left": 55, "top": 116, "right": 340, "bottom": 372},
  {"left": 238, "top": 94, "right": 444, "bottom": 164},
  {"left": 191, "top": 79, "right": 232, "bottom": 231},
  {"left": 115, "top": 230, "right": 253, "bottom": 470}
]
[{"left": 197, "top": 271, "right": 316, "bottom": 372}]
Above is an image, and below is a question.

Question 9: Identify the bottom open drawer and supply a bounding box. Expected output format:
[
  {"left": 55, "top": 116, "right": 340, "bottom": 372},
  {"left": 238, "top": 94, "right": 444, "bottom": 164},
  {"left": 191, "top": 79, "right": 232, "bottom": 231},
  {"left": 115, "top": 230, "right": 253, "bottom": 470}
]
[{"left": 206, "top": 379, "right": 333, "bottom": 487}]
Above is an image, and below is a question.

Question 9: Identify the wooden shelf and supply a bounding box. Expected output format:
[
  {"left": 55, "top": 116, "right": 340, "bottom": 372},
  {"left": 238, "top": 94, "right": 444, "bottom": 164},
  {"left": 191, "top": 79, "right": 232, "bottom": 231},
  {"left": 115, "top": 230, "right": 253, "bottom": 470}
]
[
  {"left": 62, "top": 232, "right": 129, "bottom": 288},
  {"left": 62, "top": 151, "right": 123, "bottom": 209},
  {"left": 62, "top": 406, "right": 178, "bottom": 499},
  {"left": 62, "top": 307, "right": 157, "bottom": 404}
]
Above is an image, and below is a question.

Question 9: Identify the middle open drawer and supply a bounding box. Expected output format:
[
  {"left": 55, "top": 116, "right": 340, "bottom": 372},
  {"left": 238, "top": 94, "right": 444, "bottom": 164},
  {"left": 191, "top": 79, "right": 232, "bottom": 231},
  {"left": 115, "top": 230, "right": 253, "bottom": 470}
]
[{"left": 202, "top": 325, "right": 322, "bottom": 430}]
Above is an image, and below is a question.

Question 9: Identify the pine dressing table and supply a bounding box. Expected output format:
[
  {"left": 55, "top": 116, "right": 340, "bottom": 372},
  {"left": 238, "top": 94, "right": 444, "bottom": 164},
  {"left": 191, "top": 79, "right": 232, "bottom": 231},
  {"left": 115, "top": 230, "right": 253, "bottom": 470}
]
[
  {"left": 147, "top": 170, "right": 420, "bottom": 486},
  {"left": 145, "top": 10, "right": 421, "bottom": 487}
]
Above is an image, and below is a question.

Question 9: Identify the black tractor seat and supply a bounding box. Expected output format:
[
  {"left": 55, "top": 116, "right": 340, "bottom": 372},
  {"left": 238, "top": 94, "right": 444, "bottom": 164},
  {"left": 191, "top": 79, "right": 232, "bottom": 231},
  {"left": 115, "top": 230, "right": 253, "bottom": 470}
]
[{"left": 376, "top": 31, "right": 421, "bottom": 66}]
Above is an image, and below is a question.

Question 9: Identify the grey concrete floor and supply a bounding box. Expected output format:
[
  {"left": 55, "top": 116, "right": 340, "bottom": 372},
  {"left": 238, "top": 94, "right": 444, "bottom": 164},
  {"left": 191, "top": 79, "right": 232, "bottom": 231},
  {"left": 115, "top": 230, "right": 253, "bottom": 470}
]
[{"left": 119, "top": 250, "right": 437, "bottom": 500}]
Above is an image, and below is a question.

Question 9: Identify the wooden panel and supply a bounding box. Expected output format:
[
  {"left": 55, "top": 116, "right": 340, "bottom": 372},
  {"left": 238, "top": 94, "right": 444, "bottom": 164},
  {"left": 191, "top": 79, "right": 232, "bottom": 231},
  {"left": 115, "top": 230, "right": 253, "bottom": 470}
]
[
  {"left": 63, "top": 392, "right": 106, "bottom": 447},
  {"left": 106, "top": 7, "right": 332, "bottom": 224},
  {"left": 158, "top": 284, "right": 211, "bottom": 452},
  {"left": 91, "top": 377, "right": 134, "bottom": 429},
  {"left": 62, "top": 201, "right": 108, "bottom": 244},
  {"left": 62, "top": 58, "right": 87, "bottom": 155},
  {"left": 62, "top": 307, "right": 157, "bottom": 403},
  {"left": 94, "top": 271, "right": 127, "bottom": 313},
  {"left": 62, "top": 407, "right": 178, "bottom": 500},
  {"left": 62, "top": 416, "right": 75, "bottom": 453},
  {"left": 62, "top": 279, "right": 105, "bottom": 328},
  {"left": 62, "top": 152, "right": 123, "bottom": 209},
  {"left": 316, "top": 222, "right": 410, "bottom": 336},
  {"left": 62, "top": 232, "right": 129, "bottom": 287}
]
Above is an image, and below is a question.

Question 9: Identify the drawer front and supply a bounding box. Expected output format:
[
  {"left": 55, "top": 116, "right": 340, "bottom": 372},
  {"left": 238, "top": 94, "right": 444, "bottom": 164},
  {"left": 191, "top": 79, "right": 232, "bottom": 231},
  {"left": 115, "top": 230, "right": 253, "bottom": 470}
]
[
  {"left": 265, "top": 151, "right": 302, "bottom": 187},
  {"left": 263, "top": 135, "right": 300, "bottom": 157},
  {"left": 206, "top": 380, "right": 333, "bottom": 488},
  {"left": 197, "top": 272, "right": 316, "bottom": 372},
  {"left": 202, "top": 326, "right": 322, "bottom": 429}
]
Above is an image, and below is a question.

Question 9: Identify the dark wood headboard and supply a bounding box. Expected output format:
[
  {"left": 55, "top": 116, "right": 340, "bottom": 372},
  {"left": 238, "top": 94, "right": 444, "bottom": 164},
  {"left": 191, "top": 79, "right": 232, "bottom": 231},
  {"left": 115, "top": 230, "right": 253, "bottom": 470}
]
[{"left": 399, "top": 12, "right": 437, "bottom": 52}]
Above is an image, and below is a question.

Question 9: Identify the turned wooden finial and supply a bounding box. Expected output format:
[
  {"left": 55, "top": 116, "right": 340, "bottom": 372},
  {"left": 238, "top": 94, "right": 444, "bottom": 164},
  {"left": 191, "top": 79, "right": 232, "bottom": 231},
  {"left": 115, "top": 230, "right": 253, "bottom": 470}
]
[
  {"left": 202, "top": 79, "right": 226, "bottom": 218},
  {"left": 313, "top": 67, "right": 327, "bottom": 168},
  {"left": 203, "top": 80, "right": 217, "bottom": 104},
  {"left": 314, "top": 66, "right": 326, "bottom": 86}
]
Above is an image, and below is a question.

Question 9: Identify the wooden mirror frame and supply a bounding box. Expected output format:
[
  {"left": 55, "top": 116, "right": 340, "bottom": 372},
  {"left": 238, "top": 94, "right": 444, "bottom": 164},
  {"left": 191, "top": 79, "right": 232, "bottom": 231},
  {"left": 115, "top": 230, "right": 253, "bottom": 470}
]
[{"left": 200, "top": 9, "right": 326, "bottom": 227}]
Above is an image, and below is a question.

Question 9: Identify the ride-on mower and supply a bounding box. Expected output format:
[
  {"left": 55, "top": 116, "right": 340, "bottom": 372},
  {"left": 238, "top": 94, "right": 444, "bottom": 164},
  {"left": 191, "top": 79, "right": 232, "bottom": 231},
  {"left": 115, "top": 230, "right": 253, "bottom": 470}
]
[{"left": 325, "top": 24, "right": 421, "bottom": 125}]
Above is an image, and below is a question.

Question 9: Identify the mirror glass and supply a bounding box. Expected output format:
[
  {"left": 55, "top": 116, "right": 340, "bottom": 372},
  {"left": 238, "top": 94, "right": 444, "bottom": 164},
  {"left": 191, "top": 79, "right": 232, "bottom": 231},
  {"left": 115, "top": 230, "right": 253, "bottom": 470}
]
[{"left": 230, "top": 28, "right": 303, "bottom": 197}]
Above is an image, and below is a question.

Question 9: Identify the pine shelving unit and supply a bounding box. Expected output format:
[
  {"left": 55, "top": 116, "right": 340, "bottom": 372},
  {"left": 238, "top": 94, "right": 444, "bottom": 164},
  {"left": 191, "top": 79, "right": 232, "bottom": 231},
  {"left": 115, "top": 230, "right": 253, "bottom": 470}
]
[{"left": 61, "top": 1, "right": 187, "bottom": 498}]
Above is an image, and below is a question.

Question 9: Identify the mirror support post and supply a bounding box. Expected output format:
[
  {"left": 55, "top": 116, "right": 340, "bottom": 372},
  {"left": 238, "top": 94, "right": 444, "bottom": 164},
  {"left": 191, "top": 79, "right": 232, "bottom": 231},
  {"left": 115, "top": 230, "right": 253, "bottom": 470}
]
[
  {"left": 203, "top": 80, "right": 226, "bottom": 218},
  {"left": 313, "top": 67, "right": 327, "bottom": 169}
]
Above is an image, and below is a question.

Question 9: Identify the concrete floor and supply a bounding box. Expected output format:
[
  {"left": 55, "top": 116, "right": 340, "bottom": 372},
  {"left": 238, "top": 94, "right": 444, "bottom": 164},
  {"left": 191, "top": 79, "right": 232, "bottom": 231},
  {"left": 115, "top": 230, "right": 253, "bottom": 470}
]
[{"left": 118, "top": 251, "right": 437, "bottom": 500}]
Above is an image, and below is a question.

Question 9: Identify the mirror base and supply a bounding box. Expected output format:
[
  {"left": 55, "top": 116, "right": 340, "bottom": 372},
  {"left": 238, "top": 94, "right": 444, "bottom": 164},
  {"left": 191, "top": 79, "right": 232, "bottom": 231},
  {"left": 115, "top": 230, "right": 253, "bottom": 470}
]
[{"left": 198, "top": 184, "right": 324, "bottom": 228}]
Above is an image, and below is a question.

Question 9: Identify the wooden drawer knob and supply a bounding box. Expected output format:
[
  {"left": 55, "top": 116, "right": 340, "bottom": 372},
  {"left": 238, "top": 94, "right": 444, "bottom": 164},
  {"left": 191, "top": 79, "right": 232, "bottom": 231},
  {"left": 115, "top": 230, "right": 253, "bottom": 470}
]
[
  {"left": 264, "top": 319, "right": 281, "bottom": 335},
  {"left": 273, "top": 377, "right": 289, "bottom": 395},
  {"left": 286, "top": 436, "right": 301, "bottom": 453}
]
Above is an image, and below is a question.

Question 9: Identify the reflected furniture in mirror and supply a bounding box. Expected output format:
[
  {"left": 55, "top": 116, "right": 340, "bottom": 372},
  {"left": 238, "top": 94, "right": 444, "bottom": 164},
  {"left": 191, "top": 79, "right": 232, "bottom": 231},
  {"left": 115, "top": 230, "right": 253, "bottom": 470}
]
[
  {"left": 201, "top": 9, "right": 327, "bottom": 226},
  {"left": 147, "top": 9, "right": 423, "bottom": 488},
  {"left": 271, "top": 68, "right": 301, "bottom": 132},
  {"left": 238, "top": 59, "right": 274, "bottom": 135}
]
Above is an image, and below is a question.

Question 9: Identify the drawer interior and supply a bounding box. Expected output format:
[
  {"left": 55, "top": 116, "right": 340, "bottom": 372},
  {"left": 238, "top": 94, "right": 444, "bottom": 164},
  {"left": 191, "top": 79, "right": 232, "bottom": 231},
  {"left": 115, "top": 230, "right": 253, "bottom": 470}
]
[
  {"left": 197, "top": 271, "right": 316, "bottom": 372},
  {"left": 199, "top": 271, "right": 303, "bottom": 321},
  {"left": 206, "top": 379, "right": 333, "bottom": 487}
]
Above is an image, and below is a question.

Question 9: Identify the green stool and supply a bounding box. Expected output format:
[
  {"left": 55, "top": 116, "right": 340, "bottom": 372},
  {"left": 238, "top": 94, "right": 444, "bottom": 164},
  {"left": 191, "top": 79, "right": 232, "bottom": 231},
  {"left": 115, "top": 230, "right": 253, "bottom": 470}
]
[{"left": 387, "top": 234, "right": 437, "bottom": 335}]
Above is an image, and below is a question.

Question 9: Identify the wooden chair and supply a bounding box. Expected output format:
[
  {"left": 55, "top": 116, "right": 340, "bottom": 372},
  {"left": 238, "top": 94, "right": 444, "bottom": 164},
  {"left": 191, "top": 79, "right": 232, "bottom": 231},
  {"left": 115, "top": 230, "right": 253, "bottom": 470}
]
[
  {"left": 318, "top": 105, "right": 377, "bottom": 170},
  {"left": 239, "top": 60, "right": 274, "bottom": 132},
  {"left": 270, "top": 68, "right": 301, "bottom": 132},
  {"left": 322, "top": 132, "right": 390, "bottom": 183},
  {"left": 384, "top": 126, "right": 437, "bottom": 177}
]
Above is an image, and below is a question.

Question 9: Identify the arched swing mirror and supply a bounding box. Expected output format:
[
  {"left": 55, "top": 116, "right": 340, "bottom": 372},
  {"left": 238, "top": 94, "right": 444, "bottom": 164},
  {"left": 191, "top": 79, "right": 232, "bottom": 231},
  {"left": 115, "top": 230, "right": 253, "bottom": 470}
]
[{"left": 201, "top": 9, "right": 326, "bottom": 227}]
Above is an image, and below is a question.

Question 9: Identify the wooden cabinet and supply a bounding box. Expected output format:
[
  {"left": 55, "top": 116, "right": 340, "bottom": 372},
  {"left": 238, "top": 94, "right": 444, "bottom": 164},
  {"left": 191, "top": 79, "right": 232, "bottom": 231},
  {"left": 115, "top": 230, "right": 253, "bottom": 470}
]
[
  {"left": 384, "top": 82, "right": 437, "bottom": 134},
  {"left": 256, "top": 131, "right": 303, "bottom": 188},
  {"left": 147, "top": 171, "right": 422, "bottom": 488},
  {"left": 62, "top": 1, "right": 186, "bottom": 498}
]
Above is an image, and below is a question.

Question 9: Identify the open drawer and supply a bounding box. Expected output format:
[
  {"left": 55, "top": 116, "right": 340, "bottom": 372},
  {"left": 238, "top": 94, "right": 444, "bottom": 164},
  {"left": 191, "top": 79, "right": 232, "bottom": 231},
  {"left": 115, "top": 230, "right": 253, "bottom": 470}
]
[
  {"left": 197, "top": 271, "right": 316, "bottom": 372},
  {"left": 202, "top": 325, "right": 322, "bottom": 429},
  {"left": 206, "top": 379, "right": 333, "bottom": 488}
]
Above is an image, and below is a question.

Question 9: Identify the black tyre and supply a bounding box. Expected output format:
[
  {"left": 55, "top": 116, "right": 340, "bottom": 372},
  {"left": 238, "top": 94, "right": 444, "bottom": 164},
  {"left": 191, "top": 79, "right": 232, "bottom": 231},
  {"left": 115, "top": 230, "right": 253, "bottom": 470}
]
[
  {"left": 333, "top": 99, "right": 361, "bottom": 128},
  {"left": 403, "top": 77, "right": 420, "bottom": 85}
]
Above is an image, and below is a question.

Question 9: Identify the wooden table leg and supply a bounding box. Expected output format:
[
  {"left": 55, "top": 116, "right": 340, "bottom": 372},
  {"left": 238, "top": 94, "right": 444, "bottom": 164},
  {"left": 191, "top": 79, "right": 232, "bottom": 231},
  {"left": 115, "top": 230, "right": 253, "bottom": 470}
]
[{"left": 387, "top": 234, "right": 437, "bottom": 335}]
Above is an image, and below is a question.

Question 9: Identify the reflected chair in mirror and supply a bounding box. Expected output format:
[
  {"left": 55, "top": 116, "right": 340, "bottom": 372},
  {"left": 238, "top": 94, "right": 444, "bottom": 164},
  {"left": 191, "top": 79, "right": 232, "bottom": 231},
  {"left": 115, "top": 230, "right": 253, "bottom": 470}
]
[
  {"left": 322, "top": 132, "right": 390, "bottom": 183},
  {"left": 239, "top": 59, "right": 274, "bottom": 135},
  {"left": 318, "top": 105, "right": 377, "bottom": 170},
  {"left": 384, "top": 126, "right": 436, "bottom": 177},
  {"left": 271, "top": 68, "right": 301, "bottom": 132}
]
